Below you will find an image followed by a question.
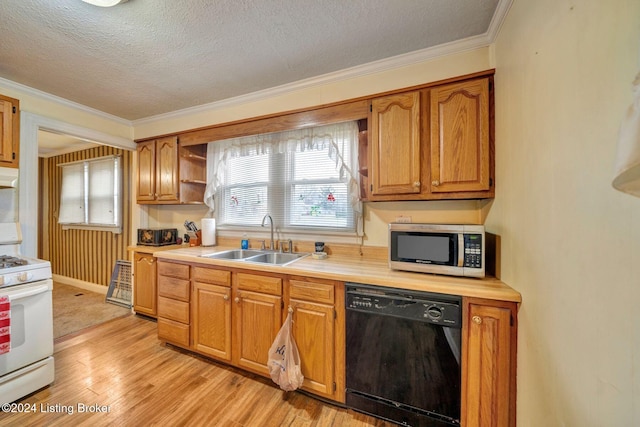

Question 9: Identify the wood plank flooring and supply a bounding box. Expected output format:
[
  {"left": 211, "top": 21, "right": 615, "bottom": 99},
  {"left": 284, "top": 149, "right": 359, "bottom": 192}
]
[{"left": 1, "top": 315, "right": 393, "bottom": 427}]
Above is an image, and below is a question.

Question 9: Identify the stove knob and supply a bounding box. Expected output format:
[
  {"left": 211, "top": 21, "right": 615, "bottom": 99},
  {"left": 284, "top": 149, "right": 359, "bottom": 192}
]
[
  {"left": 18, "top": 272, "right": 32, "bottom": 282},
  {"left": 0, "top": 276, "right": 4, "bottom": 286}
]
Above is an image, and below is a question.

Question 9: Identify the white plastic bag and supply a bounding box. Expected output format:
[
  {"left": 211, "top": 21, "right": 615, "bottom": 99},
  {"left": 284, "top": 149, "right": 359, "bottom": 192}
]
[{"left": 268, "top": 311, "right": 304, "bottom": 391}]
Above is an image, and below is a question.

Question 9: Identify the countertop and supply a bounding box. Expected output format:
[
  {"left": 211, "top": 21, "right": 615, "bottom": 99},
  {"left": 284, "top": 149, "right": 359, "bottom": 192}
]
[{"left": 131, "top": 244, "right": 521, "bottom": 303}]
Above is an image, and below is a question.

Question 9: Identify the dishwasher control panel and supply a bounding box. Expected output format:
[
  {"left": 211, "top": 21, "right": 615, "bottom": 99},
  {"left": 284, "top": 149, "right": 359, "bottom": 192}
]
[{"left": 346, "top": 283, "right": 461, "bottom": 328}]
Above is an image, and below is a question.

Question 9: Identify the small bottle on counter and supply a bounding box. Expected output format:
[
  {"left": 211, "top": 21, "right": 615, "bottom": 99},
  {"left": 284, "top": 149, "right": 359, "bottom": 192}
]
[{"left": 241, "top": 233, "right": 249, "bottom": 250}]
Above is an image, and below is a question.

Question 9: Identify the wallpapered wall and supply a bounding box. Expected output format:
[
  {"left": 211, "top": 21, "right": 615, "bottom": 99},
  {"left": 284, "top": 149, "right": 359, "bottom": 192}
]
[{"left": 40, "top": 146, "right": 132, "bottom": 287}]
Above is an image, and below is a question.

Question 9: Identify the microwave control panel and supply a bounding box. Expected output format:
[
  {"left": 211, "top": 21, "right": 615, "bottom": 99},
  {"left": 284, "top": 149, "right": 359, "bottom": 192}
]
[{"left": 463, "top": 234, "right": 483, "bottom": 269}]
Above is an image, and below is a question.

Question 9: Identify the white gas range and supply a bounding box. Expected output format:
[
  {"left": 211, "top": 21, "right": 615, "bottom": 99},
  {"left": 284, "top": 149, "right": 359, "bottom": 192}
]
[{"left": 0, "top": 222, "right": 54, "bottom": 404}]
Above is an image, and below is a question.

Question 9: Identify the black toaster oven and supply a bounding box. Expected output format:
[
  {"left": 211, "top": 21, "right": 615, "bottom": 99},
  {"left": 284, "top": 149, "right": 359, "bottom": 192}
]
[{"left": 137, "top": 228, "right": 178, "bottom": 246}]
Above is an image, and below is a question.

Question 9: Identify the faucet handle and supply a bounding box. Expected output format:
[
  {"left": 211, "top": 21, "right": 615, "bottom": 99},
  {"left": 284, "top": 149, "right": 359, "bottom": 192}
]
[
  {"left": 278, "top": 240, "right": 288, "bottom": 253},
  {"left": 259, "top": 240, "right": 266, "bottom": 250},
  {"left": 288, "top": 239, "right": 293, "bottom": 253}
]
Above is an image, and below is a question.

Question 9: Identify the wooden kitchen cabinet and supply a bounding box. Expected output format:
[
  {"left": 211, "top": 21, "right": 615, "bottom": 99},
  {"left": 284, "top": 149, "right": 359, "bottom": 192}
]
[
  {"left": 157, "top": 261, "right": 191, "bottom": 347},
  {"left": 233, "top": 272, "right": 283, "bottom": 376},
  {"left": 287, "top": 277, "right": 344, "bottom": 402},
  {"left": 369, "top": 91, "right": 422, "bottom": 196},
  {"left": 0, "top": 94, "right": 19, "bottom": 167},
  {"left": 365, "top": 74, "right": 494, "bottom": 201},
  {"left": 133, "top": 252, "right": 157, "bottom": 317},
  {"left": 430, "top": 78, "right": 491, "bottom": 194},
  {"left": 462, "top": 297, "right": 518, "bottom": 427},
  {"left": 191, "top": 266, "right": 232, "bottom": 361},
  {"left": 136, "top": 137, "right": 207, "bottom": 204},
  {"left": 136, "top": 136, "right": 180, "bottom": 203}
]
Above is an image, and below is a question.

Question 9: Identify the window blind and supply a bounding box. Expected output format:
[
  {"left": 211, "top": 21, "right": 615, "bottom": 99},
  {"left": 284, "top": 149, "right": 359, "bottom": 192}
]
[
  {"left": 206, "top": 121, "right": 361, "bottom": 235},
  {"left": 58, "top": 155, "right": 122, "bottom": 232}
]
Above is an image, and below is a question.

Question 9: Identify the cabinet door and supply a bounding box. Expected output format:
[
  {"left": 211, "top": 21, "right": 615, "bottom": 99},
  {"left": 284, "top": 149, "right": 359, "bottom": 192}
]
[
  {"left": 370, "top": 91, "right": 421, "bottom": 195},
  {"left": 0, "top": 100, "right": 14, "bottom": 164},
  {"left": 137, "top": 140, "right": 156, "bottom": 202},
  {"left": 233, "top": 289, "right": 282, "bottom": 376},
  {"left": 462, "top": 301, "right": 516, "bottom": 427},
  {"left": 192, "top": 282, "right": 232, "bottom": 361},
  {"left": 155, "top": 136, "right": 179, "bottom": 202},
  {"left": 290, "top": 299, "right": 335, "bottom": 398},
  {"left": 133, "top": 253, "right": 157, "bottom": 317},
  {"left": 430, "top": 78, "right": 490, "bottom": 193}
]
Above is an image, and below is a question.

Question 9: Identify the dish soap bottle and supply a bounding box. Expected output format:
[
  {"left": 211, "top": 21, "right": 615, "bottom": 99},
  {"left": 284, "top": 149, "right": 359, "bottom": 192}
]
[{"left": 241, "top": 233, "right": 249, "bottom": 250}]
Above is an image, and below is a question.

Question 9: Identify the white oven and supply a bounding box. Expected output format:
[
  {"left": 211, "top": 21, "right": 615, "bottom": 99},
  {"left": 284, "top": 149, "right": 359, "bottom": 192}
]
[{"left": 0, "top": 223, "right": 54, "bottom": 404}]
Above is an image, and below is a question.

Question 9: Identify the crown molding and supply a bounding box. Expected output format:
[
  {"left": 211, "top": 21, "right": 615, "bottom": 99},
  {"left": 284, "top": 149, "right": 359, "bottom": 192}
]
[
  {"left": 134, "top": 0, "right": 513, "bottom": 127},
  {"left": 134, "top": 34, "right": 493, "bottom": 127},
  {"left": 486, "top": 0, "right": 513, "bottom": 42},
  {"left": 2, "top": 0, "right": 513, "bottom": 128},
  {"left": 0, "top": 76, "right": 132, "bottom": 126}
]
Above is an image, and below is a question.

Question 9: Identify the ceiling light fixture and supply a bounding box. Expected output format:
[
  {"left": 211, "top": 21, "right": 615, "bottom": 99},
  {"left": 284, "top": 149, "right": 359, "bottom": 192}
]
[{"left": 81, "top": 0, "right": 129, "bottom": 7}]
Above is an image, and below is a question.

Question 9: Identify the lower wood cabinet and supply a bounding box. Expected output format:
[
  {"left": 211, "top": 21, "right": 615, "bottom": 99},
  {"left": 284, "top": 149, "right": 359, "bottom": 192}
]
[
  {"left": 155, "top": 261, "right": 517, "bottom": 417},
  {"left": 156, "top": 261, "right": 190, "bottom": 347},
  {"left": 192, "top": 281, "right": 232, "bottom": 361},
  {"left": 233, "top": 272, "right": 283, "bottom": 376},
  {"left": 462, "top": 297, "right": 518, "bottom": 427},
  {"left": 133, "top": 252, "right": 157, "bottom": 317},
  {"left": 288, "top": 277, "right": 344, "bottom": 402}
]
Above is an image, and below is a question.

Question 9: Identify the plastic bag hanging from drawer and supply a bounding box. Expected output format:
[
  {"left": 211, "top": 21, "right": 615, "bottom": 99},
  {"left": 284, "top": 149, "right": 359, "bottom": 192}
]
[{"left": 268, "top": 309, "right": 304, "bottom": 391}]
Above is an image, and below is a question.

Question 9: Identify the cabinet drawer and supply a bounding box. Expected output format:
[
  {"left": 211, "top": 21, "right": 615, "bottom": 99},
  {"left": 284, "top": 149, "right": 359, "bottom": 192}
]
[
  {"left": 192, "top": 266, "right": 231, "bottom": 287},
  {"left": 158, "top": 275, "right": 190, "bottom": 301},
  {"left": 158, "top": 261, "right": 189, "bottom": 279},
  {"left": 237, "top": 273, "right": 282, "bottom": 296},
  {"left": 158, "top": 317, "right": 190, "bottom": 347},
  {"left": 289, "top": 279, "right": 335, "bottom": 304},
  {"left": 158, "top": 296, "right": 190, "bottom": 323}
]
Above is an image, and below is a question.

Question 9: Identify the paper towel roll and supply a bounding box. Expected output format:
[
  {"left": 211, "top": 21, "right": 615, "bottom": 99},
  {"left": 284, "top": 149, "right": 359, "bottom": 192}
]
[{"left": 201, "top": 218, "right": 216, "bottom": 246}]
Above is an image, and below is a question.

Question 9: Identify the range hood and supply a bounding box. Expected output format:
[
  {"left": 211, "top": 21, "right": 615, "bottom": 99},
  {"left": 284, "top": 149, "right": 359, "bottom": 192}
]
[{"left": 0, "top": 167, "right": 18, "bottom": 188}]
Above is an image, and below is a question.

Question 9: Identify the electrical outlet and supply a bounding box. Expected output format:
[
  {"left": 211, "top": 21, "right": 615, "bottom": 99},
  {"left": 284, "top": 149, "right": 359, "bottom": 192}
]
[{"left": 395, "top": 216, "right": 412, "bottom": 223}]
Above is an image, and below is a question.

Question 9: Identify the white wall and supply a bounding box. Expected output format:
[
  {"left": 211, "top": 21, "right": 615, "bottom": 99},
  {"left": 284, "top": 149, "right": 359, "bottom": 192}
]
[{"left": 486, "top": 0, "right": 640, "bottom": 425}]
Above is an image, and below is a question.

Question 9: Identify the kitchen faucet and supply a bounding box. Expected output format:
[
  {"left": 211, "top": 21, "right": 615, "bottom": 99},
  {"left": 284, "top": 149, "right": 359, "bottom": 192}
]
[{"left": 261, "top": 214, "right": 274, "bottom": 250}]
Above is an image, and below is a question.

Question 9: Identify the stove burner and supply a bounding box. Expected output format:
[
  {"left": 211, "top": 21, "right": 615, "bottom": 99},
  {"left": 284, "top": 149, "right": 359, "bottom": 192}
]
[{"left": 0, "top": 255, "right": 29, "bottom": 269}]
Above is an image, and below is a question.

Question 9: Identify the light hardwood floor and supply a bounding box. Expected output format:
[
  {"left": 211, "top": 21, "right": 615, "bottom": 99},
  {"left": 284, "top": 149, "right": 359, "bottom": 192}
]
[{"left": 2, "top": 315, "right": 393, "bottom": 427}]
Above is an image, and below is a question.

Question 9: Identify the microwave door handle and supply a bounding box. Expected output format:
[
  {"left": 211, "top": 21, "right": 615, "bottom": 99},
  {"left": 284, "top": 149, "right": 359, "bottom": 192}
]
[{"left": 457, "top": 234, "right": 464, "bottom": 267}]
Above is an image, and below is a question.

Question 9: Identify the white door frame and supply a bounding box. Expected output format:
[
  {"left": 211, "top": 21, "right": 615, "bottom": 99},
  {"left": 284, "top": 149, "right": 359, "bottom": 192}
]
[{"left": 19, "top": 112, "right": 135, "bottom": 257}]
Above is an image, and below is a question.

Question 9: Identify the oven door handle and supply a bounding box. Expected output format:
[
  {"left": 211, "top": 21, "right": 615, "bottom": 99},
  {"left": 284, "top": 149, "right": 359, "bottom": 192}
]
[{"left": 2, "top": 284, "right": 50, "bottom": 302}]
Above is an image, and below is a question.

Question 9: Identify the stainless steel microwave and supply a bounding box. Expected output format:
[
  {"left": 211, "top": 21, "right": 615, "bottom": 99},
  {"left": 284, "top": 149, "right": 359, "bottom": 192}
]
[{"left": 389, "top": 223, "right": 485, "bottom": 278}]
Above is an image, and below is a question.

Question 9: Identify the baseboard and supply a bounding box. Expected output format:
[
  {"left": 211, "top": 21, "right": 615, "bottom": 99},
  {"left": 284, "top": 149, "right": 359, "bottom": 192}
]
[{"left": 52, "top": 274, "right": 108, "bottom": 295}]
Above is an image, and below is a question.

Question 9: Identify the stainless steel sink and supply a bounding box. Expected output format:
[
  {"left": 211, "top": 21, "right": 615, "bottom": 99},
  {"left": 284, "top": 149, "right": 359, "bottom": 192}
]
[
  {"left": 201, "top": 249, "right": 308, "bottom": 266},
  {"left": 245, "top": 252, "right": 308, "bottom": 266},
  {"left": 201, "top": 249, "right": 264, "bottom": 260}
]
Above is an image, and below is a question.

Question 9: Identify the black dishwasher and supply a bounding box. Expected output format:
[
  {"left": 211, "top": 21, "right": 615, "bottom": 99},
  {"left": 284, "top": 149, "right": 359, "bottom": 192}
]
[{"left": 345, "top": 283, "right": 462, "bottom": 427}]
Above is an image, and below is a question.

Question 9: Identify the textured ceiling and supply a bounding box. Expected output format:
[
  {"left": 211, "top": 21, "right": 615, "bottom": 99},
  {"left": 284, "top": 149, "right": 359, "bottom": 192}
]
[{"left": 0, "top": 0, "right": 499, "bottom": 121}]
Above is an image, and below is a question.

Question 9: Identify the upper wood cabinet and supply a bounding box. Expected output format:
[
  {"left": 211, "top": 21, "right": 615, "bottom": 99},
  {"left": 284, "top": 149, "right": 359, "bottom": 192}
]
[
  {"left": 370, "top": 91, "right": 422, "bottom": 195},
  {"left": 430, "top": 78, "right": 490, "bottom": 193},
  {"left": 462, "top": 298, "right": 517, "bottom": 427},
  {"left": 365, "top": 75, "right": 494, "bottom": 201},
  {"left": 0, "top": 94, "right": 19, "bottom": 168},
  {"left": 137, "top": 136, "right": 179, "bottom": 203},
  {"left": 136, "top": 137, "right": 206, "bottom": 204}
]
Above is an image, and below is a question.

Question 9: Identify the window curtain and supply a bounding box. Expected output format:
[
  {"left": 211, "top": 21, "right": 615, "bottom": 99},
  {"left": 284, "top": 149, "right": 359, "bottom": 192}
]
[{"left": 204, "top": 121, "right": 362, "bottom": 235}]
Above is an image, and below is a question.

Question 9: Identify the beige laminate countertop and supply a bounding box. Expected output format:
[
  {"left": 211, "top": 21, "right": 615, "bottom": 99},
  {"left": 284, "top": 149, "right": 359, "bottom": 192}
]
[{"left": 132, "top": 245, "right": 521, "bottom": 303}]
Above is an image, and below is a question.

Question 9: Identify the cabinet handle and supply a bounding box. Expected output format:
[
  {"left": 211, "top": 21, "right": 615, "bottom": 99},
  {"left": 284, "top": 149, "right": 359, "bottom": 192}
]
[
  {"left": 432, "top": 180, "right": 440, "bottom": 187},
  {"left": 223, "top": 295, "right": 229, "bottom": 301},
  {"left": 234, "top": 297, "right": 240, "bottom": 303},
  {"left": 288, "top": 306, "right": 294, "bottom": 314},
  {"left": 472, "top": 315, "right": 482, "bottom": 325},
  {"left": 413, "top": 181, "right": 421, "bottom": 187}
]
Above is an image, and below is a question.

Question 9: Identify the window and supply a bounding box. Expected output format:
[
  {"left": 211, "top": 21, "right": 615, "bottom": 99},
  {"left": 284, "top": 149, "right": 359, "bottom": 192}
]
[
  {"left": 58, "top": 155, "right": 122, "bottom": 233},
  {"left": 205, "top": 121, "right": 362, "bottom": 236}
]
